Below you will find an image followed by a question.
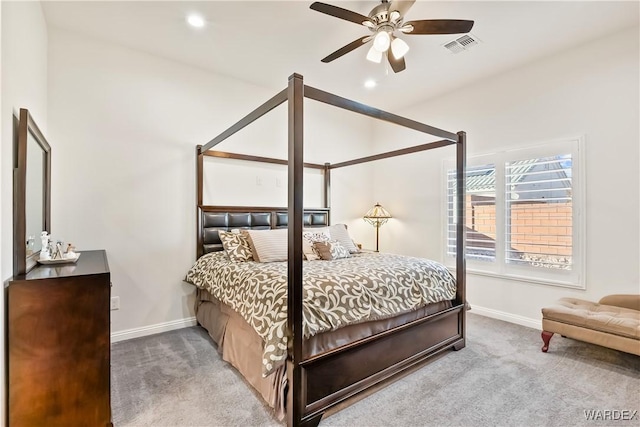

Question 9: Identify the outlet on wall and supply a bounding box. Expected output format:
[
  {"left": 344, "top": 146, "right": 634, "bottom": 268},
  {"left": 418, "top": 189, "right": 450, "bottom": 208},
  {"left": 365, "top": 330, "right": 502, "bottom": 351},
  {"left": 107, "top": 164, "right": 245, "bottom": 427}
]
[{"left": 110, "top": 296, "right": 120, "bottom": 311}]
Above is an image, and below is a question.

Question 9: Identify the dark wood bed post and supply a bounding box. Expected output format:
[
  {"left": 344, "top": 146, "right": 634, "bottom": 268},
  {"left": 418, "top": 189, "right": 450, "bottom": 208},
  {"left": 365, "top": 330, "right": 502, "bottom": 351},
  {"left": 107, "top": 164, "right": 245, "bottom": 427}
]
[
  {"left": 455, "top": 131, "right": 467, "bottom": 351},
  {"left": 196, "top": 145, "right": 204, "bottom": 259},
  {"left": 286, "top": 73, "right": 318, "bottom": 427},
  {"left": 323, "top": 163, "right": 331, "bottom": 215}
]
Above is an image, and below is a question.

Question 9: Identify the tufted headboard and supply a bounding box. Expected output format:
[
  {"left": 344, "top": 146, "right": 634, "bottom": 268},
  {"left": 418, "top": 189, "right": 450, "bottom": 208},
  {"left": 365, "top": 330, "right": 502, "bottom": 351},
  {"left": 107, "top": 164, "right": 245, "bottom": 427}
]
[{"left": 197, "top": 206, "right": 330, "bottom": 258}]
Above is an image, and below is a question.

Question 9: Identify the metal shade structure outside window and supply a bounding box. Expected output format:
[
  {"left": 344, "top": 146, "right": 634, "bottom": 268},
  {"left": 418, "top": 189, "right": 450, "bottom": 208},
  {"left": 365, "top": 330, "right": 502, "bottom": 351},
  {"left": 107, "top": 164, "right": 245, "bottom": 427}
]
[{"left": 363, "top": 202, "right": 392, "bottom": 252}]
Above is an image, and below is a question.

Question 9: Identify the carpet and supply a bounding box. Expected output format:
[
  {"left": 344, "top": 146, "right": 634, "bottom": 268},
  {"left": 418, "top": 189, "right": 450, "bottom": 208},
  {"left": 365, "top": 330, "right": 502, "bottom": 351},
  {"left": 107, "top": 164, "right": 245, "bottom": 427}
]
[{"left": 111, "top": 313, "right": 639, "bottom": 426}]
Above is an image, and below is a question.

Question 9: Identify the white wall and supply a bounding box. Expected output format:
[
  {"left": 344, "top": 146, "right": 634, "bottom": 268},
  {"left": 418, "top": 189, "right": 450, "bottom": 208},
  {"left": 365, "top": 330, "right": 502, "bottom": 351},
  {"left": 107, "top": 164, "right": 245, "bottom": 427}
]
[
  {"left": 1, "top": 0, "right": 49, "bottom": 421},
  {"left": 1, "top": 1, "right": 48, "bottom": 277},
  {"left": 47, "top": 28, "right": 375, "bottom": 337},
  {"left": 371, "top": 26, "right": 640, "bottom": 327}
]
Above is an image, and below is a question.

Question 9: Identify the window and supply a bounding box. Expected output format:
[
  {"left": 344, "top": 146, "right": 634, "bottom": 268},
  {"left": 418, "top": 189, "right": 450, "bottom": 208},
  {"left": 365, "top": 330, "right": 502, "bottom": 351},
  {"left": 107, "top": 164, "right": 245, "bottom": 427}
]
[
  {"left": 445, "top": 137, "right": 584, "bottom": 288},
  {"left": 447, "top": 164, "right": 497, "bottom": 262}
]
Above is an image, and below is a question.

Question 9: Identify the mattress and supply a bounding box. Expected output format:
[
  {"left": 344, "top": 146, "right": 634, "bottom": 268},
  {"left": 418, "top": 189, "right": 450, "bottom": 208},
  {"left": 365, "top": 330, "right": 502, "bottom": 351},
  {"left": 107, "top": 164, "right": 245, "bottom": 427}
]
[{"left": 185, "top": 251, "right": 457, "bottom": 376}]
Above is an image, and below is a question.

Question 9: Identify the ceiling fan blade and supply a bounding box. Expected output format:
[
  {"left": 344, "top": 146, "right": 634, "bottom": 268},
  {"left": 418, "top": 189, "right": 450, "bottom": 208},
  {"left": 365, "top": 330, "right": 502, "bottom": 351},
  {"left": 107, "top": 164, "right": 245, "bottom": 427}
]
[
  {"left": 310, "top": 2, "right": 372, "bottom": 26},
  {"left": 403, "top": 19, "right": 474, "bottom": 35},
  {"left": 321, "top": 36, "right": 371, "bottom": 63},
  {"left": 387, "top": 51, "right": 406, "bottom": 73},
  {"left": 389, "top": 0, "right": 416, "bottom": 17}
]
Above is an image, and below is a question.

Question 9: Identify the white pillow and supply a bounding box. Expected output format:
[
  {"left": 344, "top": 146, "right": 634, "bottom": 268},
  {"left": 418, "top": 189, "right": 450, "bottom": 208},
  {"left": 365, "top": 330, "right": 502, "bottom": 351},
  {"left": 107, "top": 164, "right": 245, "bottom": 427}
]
[
  {"left": 243, "top": 229, "right": 288, "bottom": 262},
  {"left": 328, "top": 224, "right": 359, "bottom": 253}
]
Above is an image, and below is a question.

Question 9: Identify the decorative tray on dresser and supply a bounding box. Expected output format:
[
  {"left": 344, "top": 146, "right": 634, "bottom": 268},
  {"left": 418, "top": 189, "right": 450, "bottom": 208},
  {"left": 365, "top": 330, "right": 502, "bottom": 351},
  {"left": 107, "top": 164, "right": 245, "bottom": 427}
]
[{"left": 7, "top": 249, "right": 112, "bottom": 426}]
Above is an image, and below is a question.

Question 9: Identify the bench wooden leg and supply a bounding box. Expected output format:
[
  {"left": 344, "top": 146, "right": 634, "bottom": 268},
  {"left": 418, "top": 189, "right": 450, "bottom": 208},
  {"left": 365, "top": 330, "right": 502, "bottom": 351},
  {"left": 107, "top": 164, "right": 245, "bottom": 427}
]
[{"left": 541, "top": 331, "right": 554, "bottom": 352}]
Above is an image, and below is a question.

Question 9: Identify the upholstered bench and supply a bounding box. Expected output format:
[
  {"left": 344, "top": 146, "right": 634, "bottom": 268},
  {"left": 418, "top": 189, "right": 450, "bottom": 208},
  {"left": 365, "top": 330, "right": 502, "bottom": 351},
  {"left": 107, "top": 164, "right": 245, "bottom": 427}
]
[{"left": 541, "top": 295, "right": 640, "bottom": 356}]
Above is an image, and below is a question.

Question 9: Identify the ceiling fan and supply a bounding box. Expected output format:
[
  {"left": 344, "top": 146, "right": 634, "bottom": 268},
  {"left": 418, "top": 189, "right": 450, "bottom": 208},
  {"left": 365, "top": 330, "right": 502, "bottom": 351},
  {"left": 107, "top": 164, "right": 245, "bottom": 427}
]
[{"left": 310, "top": 0, "right": 474, "bottom": 73}]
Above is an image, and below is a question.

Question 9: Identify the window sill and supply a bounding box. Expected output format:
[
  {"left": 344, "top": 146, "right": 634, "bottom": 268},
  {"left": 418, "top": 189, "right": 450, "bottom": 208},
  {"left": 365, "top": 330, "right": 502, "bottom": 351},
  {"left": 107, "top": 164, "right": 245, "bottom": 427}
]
[{"left": 447, "top": 266, "right": 586, "bottom": 290}]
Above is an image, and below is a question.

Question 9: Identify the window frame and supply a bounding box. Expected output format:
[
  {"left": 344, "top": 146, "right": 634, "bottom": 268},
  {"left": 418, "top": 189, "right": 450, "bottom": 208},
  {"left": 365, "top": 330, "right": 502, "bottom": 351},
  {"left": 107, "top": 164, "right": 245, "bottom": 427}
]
[{"left": 443, "top": 136, "right": 586, "bottom": 289}]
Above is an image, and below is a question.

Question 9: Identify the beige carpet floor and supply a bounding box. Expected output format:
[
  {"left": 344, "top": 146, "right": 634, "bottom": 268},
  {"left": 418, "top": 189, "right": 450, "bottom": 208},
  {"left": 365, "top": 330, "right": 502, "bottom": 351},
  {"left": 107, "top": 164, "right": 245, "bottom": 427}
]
[{"left": 111, "top": 313, "right": 640, "bottom": 426}]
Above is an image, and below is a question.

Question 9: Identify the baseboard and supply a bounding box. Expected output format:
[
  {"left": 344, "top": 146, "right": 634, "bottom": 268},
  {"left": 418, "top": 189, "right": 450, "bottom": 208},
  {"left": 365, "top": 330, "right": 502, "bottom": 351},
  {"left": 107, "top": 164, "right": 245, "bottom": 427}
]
[
  {"left": 111, "top": 316, "right": 198, "bottom": 343},
  {"left": 470, "top": 305, "right": 541, "bottom": 330},
  {"left": 109, "top": 309, "right": 539, "bottom": 342}
]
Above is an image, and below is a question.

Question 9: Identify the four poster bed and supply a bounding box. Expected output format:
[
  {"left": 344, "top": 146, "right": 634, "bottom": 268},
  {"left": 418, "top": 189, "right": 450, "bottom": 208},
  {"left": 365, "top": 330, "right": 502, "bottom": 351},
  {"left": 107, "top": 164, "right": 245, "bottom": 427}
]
[{"left": 186, "top": 73, "right": 466, "bottom": 427}]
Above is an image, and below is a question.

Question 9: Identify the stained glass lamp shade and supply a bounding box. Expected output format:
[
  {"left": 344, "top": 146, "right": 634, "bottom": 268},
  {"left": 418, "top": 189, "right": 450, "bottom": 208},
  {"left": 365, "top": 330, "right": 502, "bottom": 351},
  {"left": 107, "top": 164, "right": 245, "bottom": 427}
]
[{"left": 363, "top": 203, "right": 392, "bottom": 252}]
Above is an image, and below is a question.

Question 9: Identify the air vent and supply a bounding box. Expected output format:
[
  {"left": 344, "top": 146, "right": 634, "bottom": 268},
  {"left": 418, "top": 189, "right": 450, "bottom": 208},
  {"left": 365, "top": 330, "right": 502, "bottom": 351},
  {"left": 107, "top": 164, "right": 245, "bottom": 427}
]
[{"left": 443, "top": 34, "right": 481, "bottom": 54}]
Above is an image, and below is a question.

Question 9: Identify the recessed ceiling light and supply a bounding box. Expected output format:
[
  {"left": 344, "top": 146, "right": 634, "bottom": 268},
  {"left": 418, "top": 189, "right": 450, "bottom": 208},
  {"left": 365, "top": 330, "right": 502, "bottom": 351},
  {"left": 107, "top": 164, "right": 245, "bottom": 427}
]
[
  {"left": 187, "top": 14, "right": 205, "bottom": 28},
  {"left": 364, "top": 79, "right": 377, "bottom": 89}
]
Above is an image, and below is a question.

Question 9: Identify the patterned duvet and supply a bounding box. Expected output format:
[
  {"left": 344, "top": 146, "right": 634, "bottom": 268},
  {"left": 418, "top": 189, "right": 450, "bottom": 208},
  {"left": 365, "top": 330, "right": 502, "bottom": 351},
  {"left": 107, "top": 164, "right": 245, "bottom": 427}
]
[{"left": 185, "top": 251, "right": 456, "bottom": 376}]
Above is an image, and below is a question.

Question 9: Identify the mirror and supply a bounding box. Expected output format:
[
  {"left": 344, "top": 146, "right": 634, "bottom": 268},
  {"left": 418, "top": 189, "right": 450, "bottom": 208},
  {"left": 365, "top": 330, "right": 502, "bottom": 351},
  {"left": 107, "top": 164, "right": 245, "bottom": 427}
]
[{"left": 13, "top": 108, "right": 51, "bottom": 276}]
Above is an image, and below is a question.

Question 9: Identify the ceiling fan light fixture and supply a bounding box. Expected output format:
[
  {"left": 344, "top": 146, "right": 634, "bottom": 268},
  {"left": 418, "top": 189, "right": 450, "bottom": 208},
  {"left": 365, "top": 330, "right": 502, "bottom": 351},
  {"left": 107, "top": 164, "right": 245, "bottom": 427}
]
[
  {"left": 366, "top": 45, "right": 383, "bottom": 63},
  {"left": 372, "top": 31, "right": 391, "bottom": 52},
  {"left": 309, "top": 1, "right": 475, "bottom": 74},
  {"left": 391, "top": 37, "right": 410, "bottom": 59}
]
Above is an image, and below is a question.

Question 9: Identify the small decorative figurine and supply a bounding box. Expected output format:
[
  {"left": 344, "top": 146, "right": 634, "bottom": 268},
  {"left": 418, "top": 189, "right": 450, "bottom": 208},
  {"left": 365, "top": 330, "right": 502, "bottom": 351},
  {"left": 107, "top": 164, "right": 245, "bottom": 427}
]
[
  {"left": 65, "top": 244, "right": 77, "bottom": 259},
  {"left": 40, "top": 232, "right": 51, "bottom": 260},
  {"left": 53, "top": 243, "right": 64, "bottom": 260},
  {"left": 26, "top": 235, "right": 35, "bottom": 256},
  {"left": 40, "top": 231, "right": 50, "bottom": 250}
]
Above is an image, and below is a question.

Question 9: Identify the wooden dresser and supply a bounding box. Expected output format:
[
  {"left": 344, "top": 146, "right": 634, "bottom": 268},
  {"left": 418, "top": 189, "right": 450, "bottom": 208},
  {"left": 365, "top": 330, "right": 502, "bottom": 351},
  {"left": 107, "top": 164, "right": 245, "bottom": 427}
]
[{"left": 7, "top": 250, "right": 111, "bottom": 426}]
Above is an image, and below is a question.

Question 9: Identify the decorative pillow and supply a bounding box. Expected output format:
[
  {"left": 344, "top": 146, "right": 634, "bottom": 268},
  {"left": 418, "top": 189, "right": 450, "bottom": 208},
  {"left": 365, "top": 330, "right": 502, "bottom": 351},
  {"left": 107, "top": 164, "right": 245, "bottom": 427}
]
[
  {"left": 218, "top": 230, "right": 253, "bottom": 262},
  {"left": 242, "top": 229, "right": 288, "bottom": 263},
  {"left": 328, "top": 224, "right": 360, "bottom": 253},
  {"left": 313, "top": 240, "right": 351, "bottom": 261},
  {"left": 302, "top": 230, "right": 331, "bottom": 261}
]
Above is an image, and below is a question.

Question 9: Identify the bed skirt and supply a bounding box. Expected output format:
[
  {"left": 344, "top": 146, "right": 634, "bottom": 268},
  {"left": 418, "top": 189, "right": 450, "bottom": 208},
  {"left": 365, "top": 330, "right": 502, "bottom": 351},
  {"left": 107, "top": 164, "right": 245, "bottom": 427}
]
[{"left": 194, "top": 288, "right": 452, "bottom": 419}]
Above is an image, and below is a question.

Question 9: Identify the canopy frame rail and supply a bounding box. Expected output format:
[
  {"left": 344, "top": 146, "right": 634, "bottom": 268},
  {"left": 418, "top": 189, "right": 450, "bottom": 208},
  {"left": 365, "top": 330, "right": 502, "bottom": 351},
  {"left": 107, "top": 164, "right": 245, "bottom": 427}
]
[
  {"left": 201, "top": 88, "right": 287, "bottom": 153},
  {"left": 197, "top": 140, "right": 457, "bottom": 214},
  {"left": 303, "top": 85, "right": 458, "bottom": 142}
]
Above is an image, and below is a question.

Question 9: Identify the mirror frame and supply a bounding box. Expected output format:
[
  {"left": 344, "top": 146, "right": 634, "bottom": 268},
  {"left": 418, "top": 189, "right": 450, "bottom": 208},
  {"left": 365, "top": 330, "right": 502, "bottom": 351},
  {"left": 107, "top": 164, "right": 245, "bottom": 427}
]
[{"left": 13, "top": 108, "right": 51, "bottom": 276}]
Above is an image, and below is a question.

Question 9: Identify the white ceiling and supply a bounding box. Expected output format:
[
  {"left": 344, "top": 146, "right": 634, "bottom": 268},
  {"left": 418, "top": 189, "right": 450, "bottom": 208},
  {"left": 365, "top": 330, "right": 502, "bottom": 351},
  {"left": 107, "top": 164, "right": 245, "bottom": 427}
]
[{"left": 42, "top": 1, "right": 639, "bottom": 110}]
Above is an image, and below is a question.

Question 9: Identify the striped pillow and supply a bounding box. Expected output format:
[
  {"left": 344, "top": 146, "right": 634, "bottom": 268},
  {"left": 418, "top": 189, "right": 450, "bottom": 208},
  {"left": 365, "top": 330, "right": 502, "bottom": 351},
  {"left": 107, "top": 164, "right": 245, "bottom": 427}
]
[{"left": 243, "top": 229, "right": 288, "bottom": 263}]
